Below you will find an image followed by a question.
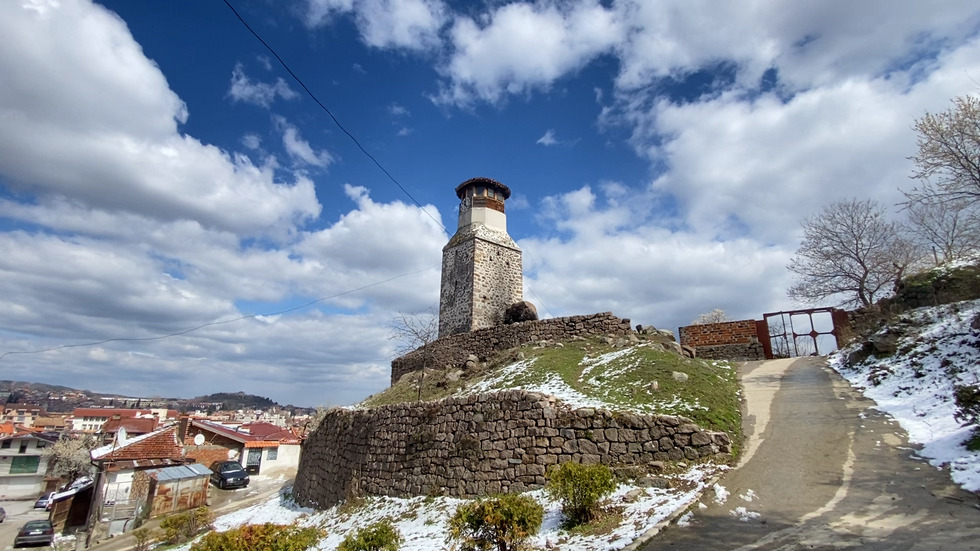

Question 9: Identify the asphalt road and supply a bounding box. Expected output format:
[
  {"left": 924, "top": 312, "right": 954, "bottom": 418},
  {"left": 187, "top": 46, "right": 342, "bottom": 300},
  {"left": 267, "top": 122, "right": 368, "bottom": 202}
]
[
  {"left": 643, "top": 357, "right": 980, "bottom": 550},
  {"left": 0, "top": 500, "right": 49, "bottom": 550}
]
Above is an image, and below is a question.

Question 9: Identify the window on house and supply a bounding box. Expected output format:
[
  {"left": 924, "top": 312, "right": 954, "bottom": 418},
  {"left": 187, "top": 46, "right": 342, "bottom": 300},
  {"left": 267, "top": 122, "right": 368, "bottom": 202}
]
[
  {"left": 36, "top": 441, "right": 46, "bottom": 449},
  {"left": 19, "top": 442, "right": 29, "bottom": 453},
  {"left": 266, "top": 448, "right": 278, "bottom": 461},
  {"left": 1, "top": 440, "right": 10, "bottom": 449},
  {"left": 10, "top": 455, "right": 40, "bottom": 474}
]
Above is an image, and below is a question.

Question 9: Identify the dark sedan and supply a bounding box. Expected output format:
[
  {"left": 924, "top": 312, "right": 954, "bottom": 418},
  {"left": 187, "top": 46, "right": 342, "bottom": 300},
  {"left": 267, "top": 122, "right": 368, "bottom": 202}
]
[
  {"left": 14, "top": 519, "right": 54, "bottom": 548},
  {"left": 210, "top": 460, "right": 250, "bottom": 489}
]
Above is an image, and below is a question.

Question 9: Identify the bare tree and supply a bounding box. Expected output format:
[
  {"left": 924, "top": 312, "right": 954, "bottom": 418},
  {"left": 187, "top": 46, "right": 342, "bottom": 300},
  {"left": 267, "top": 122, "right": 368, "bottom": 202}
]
[
  {"left": 903, "top": 198, "right": 980, "bottom": 264},
  {"left": 690, "top": 309, "right": 729, "bottom": 325},
  {"left": 906, "top": 94, "right": 980, "bottom": 206},
  {"left": 788, "top": 198, "right": 918, "bottom": 308},
  {"left": 389, "top": 310, "right": 439, "bottom": 402}
]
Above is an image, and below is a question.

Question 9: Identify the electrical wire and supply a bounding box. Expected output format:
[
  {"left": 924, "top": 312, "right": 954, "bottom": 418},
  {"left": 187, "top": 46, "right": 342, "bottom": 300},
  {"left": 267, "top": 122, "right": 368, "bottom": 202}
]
[{"left": 221, "top": 0, "right": 445, "bottom": 232}]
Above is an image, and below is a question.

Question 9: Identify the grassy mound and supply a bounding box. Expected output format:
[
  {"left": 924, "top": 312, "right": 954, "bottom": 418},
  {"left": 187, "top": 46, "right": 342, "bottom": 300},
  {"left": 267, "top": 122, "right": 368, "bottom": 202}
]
[{"left": 361, "top": 337, "right": 741, "bottom": 443}]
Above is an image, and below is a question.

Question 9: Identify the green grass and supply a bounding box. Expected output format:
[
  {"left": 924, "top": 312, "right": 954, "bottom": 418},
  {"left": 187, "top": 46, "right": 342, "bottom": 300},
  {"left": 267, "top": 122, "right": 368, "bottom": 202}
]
[{"left": 361, "top": 336, "right": 742, "bottom": 452}]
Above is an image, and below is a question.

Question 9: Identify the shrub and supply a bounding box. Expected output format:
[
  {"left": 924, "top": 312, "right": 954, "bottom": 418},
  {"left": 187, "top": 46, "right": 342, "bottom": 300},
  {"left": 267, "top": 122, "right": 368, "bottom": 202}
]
[
  {"left": 338, "top": 518, "right": 402, "bottom": 551},
  {"left": 131, "top": 527, "right": 155, "bottom": 551},
  {"left": 545, "top": 461, "right": 616, "bottom": 526},
  {"left": 447, "top": 494, "right": 544, "bottom": 551},
  {"left": 160, "top": 506, "right": 213, "bottom": 545},
  {"left": 191, "top": 523, "right": 326, "bottom": 551},
  {"left": 954, "top": 384, "right": 980, "bottom": 425}
]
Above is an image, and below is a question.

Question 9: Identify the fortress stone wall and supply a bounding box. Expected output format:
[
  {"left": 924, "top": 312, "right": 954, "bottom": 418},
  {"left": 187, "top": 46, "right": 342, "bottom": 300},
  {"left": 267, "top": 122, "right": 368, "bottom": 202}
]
[
  {"left": 391, "top": 312, "right": 633, "bottom": 386},
  {"left": 292, "top": 390, "right": 732, "bottom": 509}
]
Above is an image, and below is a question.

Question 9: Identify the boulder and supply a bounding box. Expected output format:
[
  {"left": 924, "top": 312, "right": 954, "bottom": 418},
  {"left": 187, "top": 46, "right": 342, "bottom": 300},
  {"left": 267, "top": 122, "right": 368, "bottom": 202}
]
[{"left": 504, "top": 301, "right": 539, "bottom": 324}]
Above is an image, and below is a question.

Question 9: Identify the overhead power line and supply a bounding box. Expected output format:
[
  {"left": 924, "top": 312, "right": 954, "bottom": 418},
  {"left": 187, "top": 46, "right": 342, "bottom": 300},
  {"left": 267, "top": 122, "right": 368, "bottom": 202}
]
[{"left": 221, "top": 0, "right": 445, "bottom": 232}]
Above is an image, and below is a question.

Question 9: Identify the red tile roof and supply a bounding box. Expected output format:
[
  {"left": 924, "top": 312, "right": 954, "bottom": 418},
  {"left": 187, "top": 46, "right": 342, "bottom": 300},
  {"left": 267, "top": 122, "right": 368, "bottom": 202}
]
[
  {"left": 92, "top": 427, "right": 184, "bottom": 462},
  {"left": 190, "top": 419, "right": 299, "bottom": 445},
  {"left": 102, "top": 417, "right": 158, "bottom": 434}
]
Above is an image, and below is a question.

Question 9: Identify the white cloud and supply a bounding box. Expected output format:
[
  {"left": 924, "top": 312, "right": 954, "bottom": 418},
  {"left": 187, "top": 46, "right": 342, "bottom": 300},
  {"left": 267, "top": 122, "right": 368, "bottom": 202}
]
[
  {"left": 228, "top": 63, "right": 298, "bottom": 108},
  {"left": 435, "top": 0, "right": 622, "bottom": 105},
  {"left": 0, "top": 0, "right": 450, "bottom": 406},
  {"left": 306, "top": 0, "right": 447, "bottom": 51},
  {"left": 522, "top": 186, "right": 793, "bottom": 332},
  {"left": 356, "top": 0, "right": 447, "bottom": 50},
  {"left": 537, "top": 129, "right": 558, "bottom": 146},
  {"left": 274, "top": 116, "right": 335, "bottom": 168}
]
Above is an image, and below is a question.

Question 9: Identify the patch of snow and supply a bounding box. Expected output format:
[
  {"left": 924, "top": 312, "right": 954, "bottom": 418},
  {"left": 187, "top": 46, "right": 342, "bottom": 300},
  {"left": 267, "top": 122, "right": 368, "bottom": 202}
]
[
  {"left": 738, "top": 489, "right": 757, "bottom": 502},
  {"left": 830, "top": 299, "right": 980, "bottom": 491},
  {"left": 729, "top": 507, "right": 761, "bottom": 522},
  {"left": 676, "top": 511, "right": 694, "bottom": 527},
  {"left": 712, "top": 483, "right": 729, "bottom": 505},
  {"left": 184, "top": 465, "right": 725, "bottom": 551}
]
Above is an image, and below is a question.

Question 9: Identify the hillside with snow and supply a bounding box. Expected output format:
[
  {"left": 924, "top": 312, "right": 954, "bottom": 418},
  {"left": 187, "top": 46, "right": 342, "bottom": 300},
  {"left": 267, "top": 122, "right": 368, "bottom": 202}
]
[{"left": 830, "top": 298, "right": 980, "bottom": 491}]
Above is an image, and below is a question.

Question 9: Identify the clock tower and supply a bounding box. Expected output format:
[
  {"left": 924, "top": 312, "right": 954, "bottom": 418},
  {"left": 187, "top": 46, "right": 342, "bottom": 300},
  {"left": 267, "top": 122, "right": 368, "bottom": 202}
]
[{"left": 439, "top": 177, "right": 524, "bottom": 337}]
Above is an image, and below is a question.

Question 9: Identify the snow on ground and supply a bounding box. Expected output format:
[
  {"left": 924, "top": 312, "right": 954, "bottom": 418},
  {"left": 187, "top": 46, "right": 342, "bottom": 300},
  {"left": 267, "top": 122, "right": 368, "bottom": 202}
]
[
  {"left": 829, "top": 299, "right": 980, "bottom": 491},
  {"left": 178, "top": 465, "right": 725, "bottom": 551},
  {"left": 462, "top": 357, "right": 612, "bottom": 411}
]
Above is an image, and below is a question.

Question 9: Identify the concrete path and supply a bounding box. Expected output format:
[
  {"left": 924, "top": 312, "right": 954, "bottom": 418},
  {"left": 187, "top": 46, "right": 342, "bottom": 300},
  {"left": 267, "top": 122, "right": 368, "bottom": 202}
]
[{"left": 642, "top": 357, "right": 980, "bottom": 550}]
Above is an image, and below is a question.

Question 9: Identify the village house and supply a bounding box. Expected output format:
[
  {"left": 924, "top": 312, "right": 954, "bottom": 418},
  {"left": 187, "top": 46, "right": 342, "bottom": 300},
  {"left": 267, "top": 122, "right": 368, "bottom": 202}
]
[
  {"left": 86, "top": 426, "right": 201, "bottom": 537},
  {"left": 1, "top": 403, "right": 45, "bottom": 428},
  {"left": 67, "top": 407, "right": 178, "bottom": 433},
  {"left": 0, "top": 427, "right": 59, "bottom": 499},
  {"left": 180, "top": 418, "right": 301, "bottom": 476}
]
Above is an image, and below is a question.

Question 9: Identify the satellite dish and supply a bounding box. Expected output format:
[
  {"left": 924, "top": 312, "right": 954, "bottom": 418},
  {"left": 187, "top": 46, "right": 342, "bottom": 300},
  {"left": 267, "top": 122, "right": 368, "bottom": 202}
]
[
  {"left": 117, "top": 427, "right": 127, "bottom": 445},
  {"left": 193, "top": 434, "right": 205, "bottom": 446}
]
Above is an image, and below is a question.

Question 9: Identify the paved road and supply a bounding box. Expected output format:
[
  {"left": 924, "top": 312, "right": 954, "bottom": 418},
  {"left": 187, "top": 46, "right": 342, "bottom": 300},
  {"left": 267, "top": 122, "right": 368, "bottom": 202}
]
[
  {"left": 0, "top": 500, "right": 49, "bottom": 550},
  {"left": 643, "top": 357, "right": 980, "bottom": 550}
]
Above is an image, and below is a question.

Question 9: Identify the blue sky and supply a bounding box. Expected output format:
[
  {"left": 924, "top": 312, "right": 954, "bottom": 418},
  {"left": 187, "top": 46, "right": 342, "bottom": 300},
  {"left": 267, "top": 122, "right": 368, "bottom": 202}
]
[{"left": 1, "top": 0, "right": 979, "bottom": 407}]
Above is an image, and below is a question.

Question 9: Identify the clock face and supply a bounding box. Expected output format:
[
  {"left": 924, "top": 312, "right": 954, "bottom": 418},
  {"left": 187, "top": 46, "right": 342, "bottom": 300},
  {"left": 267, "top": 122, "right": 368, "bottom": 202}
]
[{"left": 461, "top": 197, "right": 472, "bottom": 209}]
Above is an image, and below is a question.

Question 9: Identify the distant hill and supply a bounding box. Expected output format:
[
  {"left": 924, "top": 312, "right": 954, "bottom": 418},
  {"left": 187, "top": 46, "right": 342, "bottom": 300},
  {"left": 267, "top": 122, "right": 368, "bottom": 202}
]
[{"left": 192, "top": 391, "right": 279, "bottom": 411}]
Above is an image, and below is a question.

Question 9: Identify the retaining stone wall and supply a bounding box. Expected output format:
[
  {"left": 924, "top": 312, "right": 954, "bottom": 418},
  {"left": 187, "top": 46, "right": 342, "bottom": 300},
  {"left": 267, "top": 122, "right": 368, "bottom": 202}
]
[
  {"left": 292, "top": 390, "right": 731, "bottom": 509},
  {"left": 391, "top": 312, "right": 633, "bottom": 386},
  {"left": 691, "top": 342, "right": 765, "bottom": 361}
]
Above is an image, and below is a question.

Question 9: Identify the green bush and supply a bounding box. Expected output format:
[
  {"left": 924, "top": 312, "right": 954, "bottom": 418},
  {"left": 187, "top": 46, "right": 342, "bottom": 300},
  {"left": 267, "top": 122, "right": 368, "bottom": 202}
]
[
  {"left": 955, "top": 384, "right": 980, "bottom": 425},
  {"left": 190, "top": 523, "right": 326, "bottom": 551},
  {"left": 338, "top": 518, "right": 402, "bottom": 551},
  {"left": 447, "top": 494, "right": 543, "bottom": 551},
  {"left": 545, "top": 461, "right": 616, "bottom": 526},
  {"left": 160, "top": 506, "right": 213, "bottom": 545},
  {"left": 131, "top": 527, "right": 155, "bottom": 551}
]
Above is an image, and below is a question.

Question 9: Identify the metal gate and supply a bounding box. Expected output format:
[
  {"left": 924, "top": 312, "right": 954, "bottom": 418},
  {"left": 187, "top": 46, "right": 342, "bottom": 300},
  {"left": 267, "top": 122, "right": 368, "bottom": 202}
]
[{"left": 759, "top": 308, "right": 849, "bottom": 359}]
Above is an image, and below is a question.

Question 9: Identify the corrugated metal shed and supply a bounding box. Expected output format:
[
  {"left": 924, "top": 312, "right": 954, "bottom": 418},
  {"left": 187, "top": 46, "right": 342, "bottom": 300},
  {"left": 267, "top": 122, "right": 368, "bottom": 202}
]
[{"left": 149, "top": 463, "right": 211, "bottom": 481}]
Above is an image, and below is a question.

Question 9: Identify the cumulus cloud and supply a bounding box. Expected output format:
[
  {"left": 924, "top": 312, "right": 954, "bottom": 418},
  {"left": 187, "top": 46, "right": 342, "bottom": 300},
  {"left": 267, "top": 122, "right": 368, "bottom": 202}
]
[
  {"left": 228, "top": 63, "right": 298, "bottom": 108},
  {"left": 306, "top": 0, "right": 447, "bottom": 51},
  {"left": 522, "top": 186, "right": 793, "bottom": 332},
  {"left": 435, "top": 0, "right": 622, "bottom": 105},
  {"left": 0, "top": 0, "right": 447, "bottom": 406},
  {"left": 274, "top": 116, "right": 335, "bottom": 168}
]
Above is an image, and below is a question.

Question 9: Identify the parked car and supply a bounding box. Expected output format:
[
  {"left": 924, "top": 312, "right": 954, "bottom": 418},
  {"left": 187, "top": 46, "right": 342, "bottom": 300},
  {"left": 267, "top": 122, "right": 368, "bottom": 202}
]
[
  {"left": 0, "top": 506, "right": 6, "bottom": 522},
  {"left": 210, "top": 460, "right": 250, "bottom": 489},
  {"left": 13, "top": 519, "right": 54, "bottom": 548},
  {"left": 33, "top": 492, "right": 54, "bottom": 510}
]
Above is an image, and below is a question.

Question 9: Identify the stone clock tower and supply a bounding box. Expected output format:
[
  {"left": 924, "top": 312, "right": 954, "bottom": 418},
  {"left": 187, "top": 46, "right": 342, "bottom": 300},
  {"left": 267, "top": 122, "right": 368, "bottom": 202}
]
[{"left": 439, "top": 177, "right": 524, "bottom": 338}]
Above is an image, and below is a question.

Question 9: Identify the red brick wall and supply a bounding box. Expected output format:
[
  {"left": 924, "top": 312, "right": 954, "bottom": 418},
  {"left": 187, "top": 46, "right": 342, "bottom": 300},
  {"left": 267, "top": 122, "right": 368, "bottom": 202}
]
[
  {"left": 184, "top": 445, "right": 235, "bottom": 468},
  {"left": 679, "top": 319, "right": 759, "bottom": 348}
]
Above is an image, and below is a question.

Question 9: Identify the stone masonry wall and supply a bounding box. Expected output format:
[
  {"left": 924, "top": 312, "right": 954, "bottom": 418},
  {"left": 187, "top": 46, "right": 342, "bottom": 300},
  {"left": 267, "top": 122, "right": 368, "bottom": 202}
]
[
  {"left": 292, "top": 390, "right": 732, "bottom": 509},
  {"left": 690, "top": 342, "right": 765, "bottom": 361},
  {"left": 470, "top": 238, "right": 523, "bottom": 332},
  {"left": 392, "top": 312, "right": 633, "bottom": 386}
]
